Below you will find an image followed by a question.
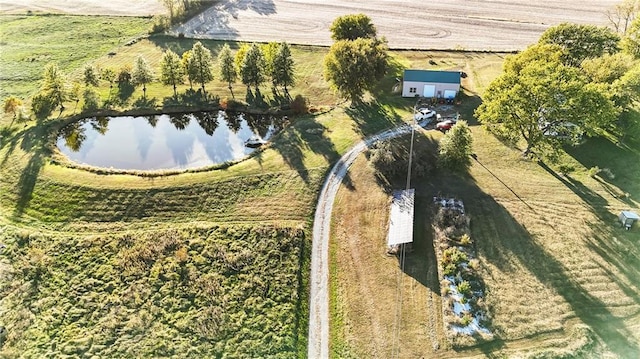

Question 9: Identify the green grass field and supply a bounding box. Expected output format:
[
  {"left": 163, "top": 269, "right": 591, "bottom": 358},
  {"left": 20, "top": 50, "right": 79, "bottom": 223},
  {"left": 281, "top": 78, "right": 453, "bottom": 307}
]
[
  {"left": 0, "top": 14, "right": 154, "bottom": 100},
  {"left": 1, "top": 13, "right": 639, "bottom": 359}
]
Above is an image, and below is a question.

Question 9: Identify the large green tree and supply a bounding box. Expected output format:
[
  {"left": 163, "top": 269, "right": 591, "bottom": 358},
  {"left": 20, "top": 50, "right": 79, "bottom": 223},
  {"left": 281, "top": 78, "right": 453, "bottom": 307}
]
[
  {"left": 613, "top": 63, "right": 640, "bottom": 107},
  {"left": 32, "top": 63, "right": 68, "bottom": 118},
  {"left": 218, "top": 43, "right": 237, "bottom": 98},
  {"left": 181, "top": 50, "right": 196, "bottom": 89},
  {"left": 476, "top": 44, "right": 618, "bottom": 156},
  {"left": 132, "top": 55, "right": 154, "bottom": 100},
  {"left": 240, "top": 43, "right": 266, "bottom": 91},
  {"left": 329, "top": 13, "right": 377, "bottom": 41},
  {"left": 83, "top": 65, "right": 100, "bottom": 87},
  {"left": 261, "top": 42, "right": 280, "bottom": 87},
  {"left": 160, "top": 50, "right": 184, "bottom": 97},
  {"left": 189, "top": 42, "right": 214, "bottom": 96},
  {"left": 539, "top": 23, "right": 620, "bottom": 66},
  {"left": 234, "top": 43, "right": 250, "bottom": 72},
  {"left": 581, "top": 53, "right": 634, "bottom": 84},
  {"left": 581, "top": 53, "right": 636, "bottom": 108},
  {"left": 272, "top": 42, "right": 295, "bottom": 97},
  {"left": 438, "top": 120, "right": 473, "bottom": 171},
  {"left": 323, "top": 38, "right": 388, "bottom": 103}
]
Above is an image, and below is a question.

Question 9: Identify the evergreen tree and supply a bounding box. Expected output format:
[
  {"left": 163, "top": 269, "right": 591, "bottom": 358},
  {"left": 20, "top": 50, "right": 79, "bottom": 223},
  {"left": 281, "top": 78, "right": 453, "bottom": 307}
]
[
  {"left": 272, "top": 42, "right": 295, "bottom": 97},
  {"left": 160, "top": 49, "right": 184, "bottom": 97},
  {"left": 240, "top": 43, "right": 266, "bottom": 91},
  {"left": 218, "top": 43, "right": 237, "bottom": 98},
  {"left": 132, "top": 55, "right": 154, "bottom": 100}
]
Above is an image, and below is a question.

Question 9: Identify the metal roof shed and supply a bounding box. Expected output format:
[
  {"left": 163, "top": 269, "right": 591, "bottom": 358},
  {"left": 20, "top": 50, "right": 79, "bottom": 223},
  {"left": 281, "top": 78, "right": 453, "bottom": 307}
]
[
  {"left": 402, "top": 70, "right": 461, "bottom": 98},
  {"left": 403, "top": 70, "right": 461, "bottom": 84},
  {"left": 619, "top": 211, "right": 640, "bottom": 230},
  {"left": 387, "top": 189, "right": 415, "bottom": 246}
]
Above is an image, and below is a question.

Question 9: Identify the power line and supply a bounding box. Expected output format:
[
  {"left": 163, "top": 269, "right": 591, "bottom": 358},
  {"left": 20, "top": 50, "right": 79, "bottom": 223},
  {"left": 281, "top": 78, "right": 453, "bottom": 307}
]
[{"left": 392, "top": 103, "right": 417, "bottom": 358}]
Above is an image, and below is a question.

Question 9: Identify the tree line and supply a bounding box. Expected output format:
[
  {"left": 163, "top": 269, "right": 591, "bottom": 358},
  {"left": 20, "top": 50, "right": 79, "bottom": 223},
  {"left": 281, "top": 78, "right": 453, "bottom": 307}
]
[{"left": 3, "top": 40, "right": 296, "bottom": 121}]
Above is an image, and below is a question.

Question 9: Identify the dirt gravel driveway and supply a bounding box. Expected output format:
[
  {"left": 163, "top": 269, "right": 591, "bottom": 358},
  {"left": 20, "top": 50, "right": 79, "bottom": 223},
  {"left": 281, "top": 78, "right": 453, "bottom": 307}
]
[
  {"left": 308, "top": 124, "right": 413, "bottom": 358},
  {"left": 175, "top": 0, "right": 619, "bottom": 51}
]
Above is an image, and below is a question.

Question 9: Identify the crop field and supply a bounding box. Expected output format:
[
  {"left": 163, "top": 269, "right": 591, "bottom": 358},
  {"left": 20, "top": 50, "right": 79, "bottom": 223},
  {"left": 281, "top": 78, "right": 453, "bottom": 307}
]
[
  {"left": 0, "top": 0, "right": 164, "bottom": 16},
  {"left": 176, "top": 0, "right": 619, "bottom": 51}
]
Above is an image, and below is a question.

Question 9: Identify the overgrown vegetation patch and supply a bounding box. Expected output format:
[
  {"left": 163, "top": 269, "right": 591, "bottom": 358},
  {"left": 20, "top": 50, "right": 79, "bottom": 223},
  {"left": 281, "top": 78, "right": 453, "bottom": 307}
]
[
  {"left": 432, "top": 198, "right": 492, "bottom": 346},
  {"left": 0, "top": 224, "right": 308, "bottom": 357}
]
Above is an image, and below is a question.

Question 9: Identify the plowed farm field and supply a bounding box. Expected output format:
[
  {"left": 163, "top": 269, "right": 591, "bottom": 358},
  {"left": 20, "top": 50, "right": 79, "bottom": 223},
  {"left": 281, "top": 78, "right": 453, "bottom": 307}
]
[
  {"left": 175, "top": 0, "right": 619, "bottom": 51},
  {"left": 1, "top": 0, "right": 619, "bottom": 51}
]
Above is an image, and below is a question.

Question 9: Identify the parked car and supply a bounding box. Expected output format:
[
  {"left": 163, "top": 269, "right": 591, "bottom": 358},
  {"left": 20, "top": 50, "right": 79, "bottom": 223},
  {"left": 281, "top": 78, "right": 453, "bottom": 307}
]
[
  {"left": 436, "top": 119, "right": 457, "bottom": 132},
  {"left": 414, "top": 107, "right": 436, "bottom": 122}
]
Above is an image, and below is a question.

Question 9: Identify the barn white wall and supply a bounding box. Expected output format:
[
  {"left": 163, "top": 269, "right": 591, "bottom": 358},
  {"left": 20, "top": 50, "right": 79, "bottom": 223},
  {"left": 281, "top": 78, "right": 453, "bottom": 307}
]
[{"left": 402, "top": 81, "right": 461, "bottom": 98}]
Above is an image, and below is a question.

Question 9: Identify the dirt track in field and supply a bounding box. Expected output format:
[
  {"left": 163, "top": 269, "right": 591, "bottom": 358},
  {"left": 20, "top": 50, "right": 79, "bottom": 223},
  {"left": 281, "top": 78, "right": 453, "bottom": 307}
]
[{"left": 174, "top": 0, "right": 619, "bottom": 51}]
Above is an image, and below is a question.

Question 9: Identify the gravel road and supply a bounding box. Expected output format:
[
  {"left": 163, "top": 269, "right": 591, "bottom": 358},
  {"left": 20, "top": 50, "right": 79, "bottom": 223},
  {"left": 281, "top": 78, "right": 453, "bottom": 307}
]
[
  {"left": 308, "top": 124, "right": 413, "bottom": 358},
  {"left": 175, "top": 0, "right": 619, "bottom": 51}
]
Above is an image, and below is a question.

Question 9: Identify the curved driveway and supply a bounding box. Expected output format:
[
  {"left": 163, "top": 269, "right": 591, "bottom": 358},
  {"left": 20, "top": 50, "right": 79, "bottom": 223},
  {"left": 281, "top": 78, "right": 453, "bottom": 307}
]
[{"left": 308, "top": 124, "right": 412, "bottom": 358}]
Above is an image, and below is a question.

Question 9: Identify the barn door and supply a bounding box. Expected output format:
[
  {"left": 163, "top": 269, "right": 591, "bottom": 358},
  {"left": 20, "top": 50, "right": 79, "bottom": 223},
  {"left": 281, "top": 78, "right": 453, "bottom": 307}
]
[{"left": 423, "top": 85, "right": 436, "bottom": 98}]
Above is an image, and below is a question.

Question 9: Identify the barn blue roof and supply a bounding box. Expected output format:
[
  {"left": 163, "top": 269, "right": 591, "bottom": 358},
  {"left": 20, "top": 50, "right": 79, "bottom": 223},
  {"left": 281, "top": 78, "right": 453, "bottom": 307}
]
[{"left": 403, "top": 69, "right": 461, "bottom": 84}]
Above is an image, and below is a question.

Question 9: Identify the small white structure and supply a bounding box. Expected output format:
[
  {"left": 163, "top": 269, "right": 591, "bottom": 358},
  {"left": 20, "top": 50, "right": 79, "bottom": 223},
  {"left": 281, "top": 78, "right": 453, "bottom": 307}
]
[
  {"left": 402, "top": 69, "right": 461, "bottom": 99},
  {"left": 619, "top": 211, "right": 640, "bottom": 230},
  {"left": 387, "top": 189, "right": 415, "bottom": 248}
]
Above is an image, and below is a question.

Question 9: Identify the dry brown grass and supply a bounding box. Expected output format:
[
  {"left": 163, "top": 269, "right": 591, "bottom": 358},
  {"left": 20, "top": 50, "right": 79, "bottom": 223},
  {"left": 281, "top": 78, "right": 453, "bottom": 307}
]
[
  {"left": 330, "top": 154, "right": 448, "bottom": 358},
  {"left": 330, "top": 123, "right": 640, "bottom": 357}
]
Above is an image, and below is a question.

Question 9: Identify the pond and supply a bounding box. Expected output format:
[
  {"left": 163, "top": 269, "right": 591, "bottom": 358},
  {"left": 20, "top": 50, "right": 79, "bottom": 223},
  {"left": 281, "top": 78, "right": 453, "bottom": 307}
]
[{"left": 56, "top": 111, "right": 277, "bottom": 171}]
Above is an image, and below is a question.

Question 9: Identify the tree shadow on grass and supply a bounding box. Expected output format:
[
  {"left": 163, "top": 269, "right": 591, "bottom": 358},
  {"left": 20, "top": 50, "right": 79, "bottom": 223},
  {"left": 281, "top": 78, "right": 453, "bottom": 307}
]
[
  {"left": 476, "top": 193, "right": 639, "bottom": 357},
  {"left": 132, "top": 96, "right": 158, "bottom": 110},
  {"left": 409, "top": 169, "right": 639, "bottom": 356},
  {"left": 345, "top": 99, "right": 404, "bottom": 138},
  {"left": 270, "top": 114, "right": 342, "bottom": 184},
  {"left": 566, "top": 136, "right": 640, "bottom": 207},
  {"left": 538, "top": 161, "right": 611, "bottom": 219},
  {"left": 2, "top": 123, "right": 57, "bottom": 218},
  {"left": 538, "top": 158, "right": 640, "bottom": 306},
  {"left": 148, "top": 36, "right": 232, "bottom": 58},
  {"left": 401, "top": 195, "right": 441, "bottom": 295}
]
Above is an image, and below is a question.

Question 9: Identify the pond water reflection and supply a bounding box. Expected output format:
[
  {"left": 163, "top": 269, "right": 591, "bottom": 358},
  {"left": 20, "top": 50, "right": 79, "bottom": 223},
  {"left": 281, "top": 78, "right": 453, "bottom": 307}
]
[{"left": 57, "top": 111, "right": 275, "bottom": 171}]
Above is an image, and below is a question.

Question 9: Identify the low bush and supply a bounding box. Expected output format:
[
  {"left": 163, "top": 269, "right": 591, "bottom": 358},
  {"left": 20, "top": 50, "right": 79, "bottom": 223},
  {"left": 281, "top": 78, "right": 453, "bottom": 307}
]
[
  {"left": 220, "top": 97, "right": 246, "bottom": 111},
  {"left": 290, "top": 94, "right": 309, "bottom": 114},
  {"left": 442, "top": 247, "right": 468, "bottom": 267},
  {"left": 460, "top": 312, "right": 473, "bottom": 326},
  {"left": 457, "top": 280, "right": 472, "bottom": 298}
]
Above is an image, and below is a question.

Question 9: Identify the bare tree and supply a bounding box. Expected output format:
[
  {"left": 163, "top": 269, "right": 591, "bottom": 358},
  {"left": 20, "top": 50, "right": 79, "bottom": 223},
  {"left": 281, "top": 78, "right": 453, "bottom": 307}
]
[{"left": 606, "top": 0, "right": 640, "bottom": 34}]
